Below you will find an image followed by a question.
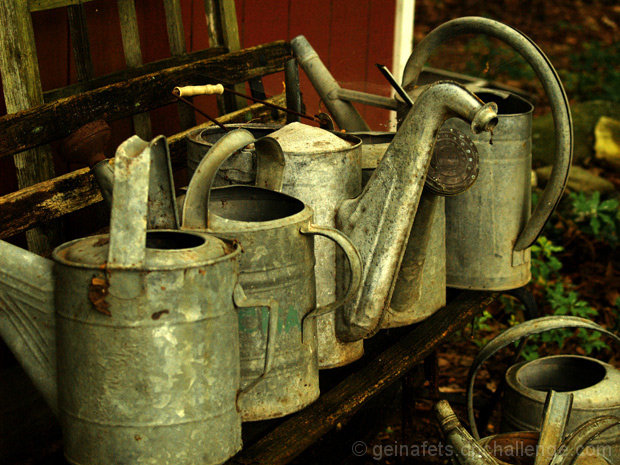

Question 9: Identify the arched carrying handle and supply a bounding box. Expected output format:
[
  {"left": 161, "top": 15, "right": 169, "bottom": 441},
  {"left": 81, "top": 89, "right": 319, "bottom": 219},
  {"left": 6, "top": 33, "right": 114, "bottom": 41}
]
[
  {"left": 401, "top": 17, "right": 573, "bottom": 251},
  {"left": 182, "top": 129, "right": 256, "bottom": 230},
  {"left": 233, "top": 284, "right": 279, "bottom": 394},
  {"left": 550, "top": 416, "right": 620, "bottom": 465},
  {"left": 300, "top": 224, "right": 362, "bottom": 318},
  {"left": 466, "top": 316, "right": 620, "bottom": 440}
]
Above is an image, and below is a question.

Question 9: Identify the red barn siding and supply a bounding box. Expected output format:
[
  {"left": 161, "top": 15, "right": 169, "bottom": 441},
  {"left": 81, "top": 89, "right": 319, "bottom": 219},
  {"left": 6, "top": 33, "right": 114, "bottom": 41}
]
[{"left": 0, "top": 0, "right": 396, "bottom": 198}]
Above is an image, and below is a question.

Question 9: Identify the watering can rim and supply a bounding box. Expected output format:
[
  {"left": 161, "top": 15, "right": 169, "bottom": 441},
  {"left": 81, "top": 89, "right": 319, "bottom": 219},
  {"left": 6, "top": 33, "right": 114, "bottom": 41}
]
[
  {"left": 505, "top": 354, "right": 620, "bottom": 408},
  {"left": 208, "top": 185, "right": 316, "bottom": 231},
  {"left": 188, "top": 123, "right": 283, "bottom": 145},
  {"left": 470, "top": 88, "right": 534, "bottom": 117},
  {"left": 52, "top": 231, "right": 241, "bottom": 271}
]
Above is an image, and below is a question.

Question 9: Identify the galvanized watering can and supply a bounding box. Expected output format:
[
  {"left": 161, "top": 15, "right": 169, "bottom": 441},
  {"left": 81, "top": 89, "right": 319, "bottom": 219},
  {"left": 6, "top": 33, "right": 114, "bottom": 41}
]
[
  {"left": 400, "top": 17, "right": 573, "bottom": 291},
  {"left": 182, "top": 129, "right": 363, "bottom": 419},
  {"left": 290, "top": 36, "right": 495, "bottom": 354},
  {"left": 253, "top": 81, "right": 498, "bottom": 352},
  {"left": 186, "top": 123, "right": 280, "bottom": 183},
  {"left": 436, "top": 393, "right": 618, "bottom": 465},
  {"left": 467, "top": 316, "right": 620, "bottom": 464},
  {"left": 0, "top": 136, "right": 264, "bottom": 465}
]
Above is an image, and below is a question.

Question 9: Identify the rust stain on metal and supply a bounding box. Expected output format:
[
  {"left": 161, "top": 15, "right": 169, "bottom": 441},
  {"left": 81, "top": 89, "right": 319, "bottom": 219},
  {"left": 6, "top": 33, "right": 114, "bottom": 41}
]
[
  {"left": 151, "top": 310, "right": 170, "bottom": 320},
  {"left": 88, "top": 276, "right": 111, "bottom": 316}
]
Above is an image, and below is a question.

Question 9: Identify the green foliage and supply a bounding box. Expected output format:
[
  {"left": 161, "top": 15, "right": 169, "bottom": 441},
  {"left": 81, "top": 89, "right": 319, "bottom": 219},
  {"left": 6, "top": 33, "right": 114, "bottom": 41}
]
[
  {"left": 560, "top": 41, "right": 620, "bottom": 103},
  {"left": 567, "top": 191, "right": 619, "bottom": 246},
  {"left": 514, "top": 237, "right": 609, "bottom": 359}
]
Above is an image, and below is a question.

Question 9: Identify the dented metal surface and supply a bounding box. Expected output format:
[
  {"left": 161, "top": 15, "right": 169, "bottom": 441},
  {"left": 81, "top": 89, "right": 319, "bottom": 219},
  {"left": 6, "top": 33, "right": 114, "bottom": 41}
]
[
  {"left": 183, "top": 129, "right": 363, "bottom": 417},
  {"left": 402, "top": 17, "right": 573, "bottom": 291},
  {"left": 335, "top": 82, "right": 497, "bottom": 341},
  {"left": 254, "top": 124, "right": 365, "bottom": 368},
  {"left": 0, "top": 136, "right": 246, "bottom": 465}
]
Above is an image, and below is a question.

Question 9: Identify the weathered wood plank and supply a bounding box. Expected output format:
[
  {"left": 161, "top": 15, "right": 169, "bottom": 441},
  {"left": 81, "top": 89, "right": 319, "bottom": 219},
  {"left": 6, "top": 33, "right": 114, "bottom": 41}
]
[
  {"left": 0, "top": 95, "right": 286, "bottom": 240},
  {"left": 28, "top": 0, "right": 96, "bottom": 12},
  {"left": 117, "top": 0, "right": 152, "bottom": 139},
  {"left": 0, "top": 0, "right": 60, "bottom": 253},
  {"left": 67, "top": 3, "right": 94, "bottom": 82},
  {"left": 43, "top": 47, "right": 226, "bottom": 102},
  {"left": 228, "top": 291, "right": 497, "bottom": 465},
  {"left": 163, "top": 0, "right": 196, "bottom": 130},
  {"left": 0, "top": 41, "right": 291, "bottom": 159},
  {"left": 204, "top": 0, "right": 246, "bottom": 112}
]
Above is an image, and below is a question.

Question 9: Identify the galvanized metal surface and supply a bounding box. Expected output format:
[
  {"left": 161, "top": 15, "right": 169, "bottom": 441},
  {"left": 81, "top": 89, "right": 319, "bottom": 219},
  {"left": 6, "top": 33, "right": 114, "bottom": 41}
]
[
  {"left": 255, "top": 124, "right": 365, "bottom": 368},
  {"left": 383, "top": 194, "right": 446, "bottom": 328},
  {"left": 335, "top": 82, "right": 497, "bottom": 341},
  {"left": 503, "top": 356, "right": 620, "bottom": 464},
  {"left": 444, "top": 90, "right": 533, "bottom": 290},
  {"left": 291, "top": 35, "right": 369, "bottom": 132},
  {"left": 183, "top": 129, "right": 363, "bottom": 417},
  {"left": 186, "top": 123, "right": 280, "bottom": 181},
  {"left": 466, "top": 316, "right": 620, "bottom": 464},
  {"left": 1, "top": 136, "right": 246, "bottom": 465},
  {"left": 435, "top": 400, "right": 498, "bottom": 465},
  {"left": 535, "top": 391, "right": 573, "bottom": 465},
  {"left": 436, "top": 399, "right": 613, "bottom": 465},
  {"left": 402, "top": 16, "right": 573, "bottom": 253}
]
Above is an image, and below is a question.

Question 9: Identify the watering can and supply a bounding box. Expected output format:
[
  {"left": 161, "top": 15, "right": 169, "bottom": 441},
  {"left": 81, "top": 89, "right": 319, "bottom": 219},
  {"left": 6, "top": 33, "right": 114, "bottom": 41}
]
[
  {"left": 467, "top": 316, "right": 620, "bottom": 464},
  {"left": 290, "top": 37, "right": 491, "bottom": 351},
  {"left": 186, "top": 123, "right": 280, "bottom": 182},
  {"left": 182, "top": 129, "right": 363, "bottom": 419},
  {"left": 0, "top": 136, "right": 270, "bottom": 465},
  {"left": 253, "top": 80, "right": 498, "bottom": 350},
  {"left": 400, "top": 17, "right": 573, "bottom": 291},
  {"left": 436, "top": 393, "right": 617, "bottom": 465}
]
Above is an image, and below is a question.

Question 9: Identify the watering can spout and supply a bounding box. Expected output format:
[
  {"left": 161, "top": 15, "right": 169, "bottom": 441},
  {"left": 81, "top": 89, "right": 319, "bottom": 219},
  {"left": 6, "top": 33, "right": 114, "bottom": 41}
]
[
  {"left": 435, "top": 400, "right": 498, "bottom": 465},
  {"left": 336, "top": 81, "right": 497, "bottom": 341},
  {"left": 0, "top": 240, "right": 58, "bottom": 414}
]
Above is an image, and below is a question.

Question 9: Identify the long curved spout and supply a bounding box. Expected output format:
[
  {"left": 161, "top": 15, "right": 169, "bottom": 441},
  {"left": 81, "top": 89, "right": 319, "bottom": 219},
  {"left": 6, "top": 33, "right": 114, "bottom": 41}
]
[{"left": 336, "top": 81, "right": 497, "bottom": 341}]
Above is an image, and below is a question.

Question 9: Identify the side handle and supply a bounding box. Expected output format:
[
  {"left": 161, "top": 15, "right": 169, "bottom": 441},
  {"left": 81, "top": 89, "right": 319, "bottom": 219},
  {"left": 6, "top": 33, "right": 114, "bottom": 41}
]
[
  {"left": 233, "top": 284, "right": 279, "bottom": 393},
  {"left": 300, "top": 224, "right": 362, "bottom": 318}
]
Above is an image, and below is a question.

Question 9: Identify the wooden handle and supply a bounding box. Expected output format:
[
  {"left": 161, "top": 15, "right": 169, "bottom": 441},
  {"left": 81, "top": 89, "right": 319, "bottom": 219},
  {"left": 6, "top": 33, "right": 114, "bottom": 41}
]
[{"left": 173, "top": 84, "right": 224, "bottom": 97}]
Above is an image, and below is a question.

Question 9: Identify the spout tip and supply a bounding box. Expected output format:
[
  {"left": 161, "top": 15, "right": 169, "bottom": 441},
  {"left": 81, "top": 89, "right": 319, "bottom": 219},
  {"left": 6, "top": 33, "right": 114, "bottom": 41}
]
[{"left": 470, "top": 102, "right": 499, "bottom": 134}]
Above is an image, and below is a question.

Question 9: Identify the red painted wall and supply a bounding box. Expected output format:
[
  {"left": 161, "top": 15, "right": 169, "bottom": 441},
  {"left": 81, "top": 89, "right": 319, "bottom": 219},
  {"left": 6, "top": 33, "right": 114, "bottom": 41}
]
[{"left": 0, "top": 0, "right": 396, "bottom": 198}]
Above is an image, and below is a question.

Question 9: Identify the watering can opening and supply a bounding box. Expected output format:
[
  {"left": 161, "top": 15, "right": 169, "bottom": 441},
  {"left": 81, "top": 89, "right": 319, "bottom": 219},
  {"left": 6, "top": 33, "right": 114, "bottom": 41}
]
[
  {"left": 475, "top": 90, "right": 534, "bottom": 116},
  {"left": 209, "top": 185, "right": 306, "bottom": 223},
  {"left": 145, "top": 230, "right": 206, "bottom": 250},
  {"left": 515, "top": 356, "right": 608, "bottom": 393}
]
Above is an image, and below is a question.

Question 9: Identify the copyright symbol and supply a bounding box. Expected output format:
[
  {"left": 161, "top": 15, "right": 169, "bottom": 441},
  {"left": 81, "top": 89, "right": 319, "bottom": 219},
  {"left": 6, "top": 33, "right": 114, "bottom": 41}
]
[{"left": 352, "top": 441, "right": 367, "bottom": 457}]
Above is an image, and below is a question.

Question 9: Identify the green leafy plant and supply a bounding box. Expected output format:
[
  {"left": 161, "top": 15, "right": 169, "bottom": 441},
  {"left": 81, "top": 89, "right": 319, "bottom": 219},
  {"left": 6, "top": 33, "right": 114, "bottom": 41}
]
[{"left": 566, "top": 191, "right": 619, "bottom": 245}]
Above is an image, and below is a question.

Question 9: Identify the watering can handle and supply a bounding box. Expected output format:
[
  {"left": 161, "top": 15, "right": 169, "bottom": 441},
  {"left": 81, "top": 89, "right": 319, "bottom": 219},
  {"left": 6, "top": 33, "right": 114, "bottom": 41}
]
[
  {"left": 401, "top": 17, "right": 573, "bottom": 251},
  {"left": 300, "top": 224, "right": 363, "bottom": 318},
  {"left": 108, "top": 136, "right": 151, "bottom": 267},
  {"left": 182, "top": 129, "right": 259, "bottom": 230},
  {"left": 465, "top": 316, "right": 620, "bottom": 440},
  {"left": 233, "top": 284, "right": 279, "bottom": 393}
]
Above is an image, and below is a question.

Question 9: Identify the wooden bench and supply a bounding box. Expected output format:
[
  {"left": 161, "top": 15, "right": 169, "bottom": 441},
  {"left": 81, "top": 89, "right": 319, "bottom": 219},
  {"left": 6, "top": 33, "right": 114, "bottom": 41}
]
[{"left": 0, "top": 4, "right": 495, "bottom": 462}]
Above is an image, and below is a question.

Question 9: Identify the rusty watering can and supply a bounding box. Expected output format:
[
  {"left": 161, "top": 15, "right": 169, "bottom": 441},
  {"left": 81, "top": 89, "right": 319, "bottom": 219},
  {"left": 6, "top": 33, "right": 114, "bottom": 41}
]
[
  {"left": 0, "top": 136, "right": 268, "bottom": 465},
  {"left": 186, "top": 123, "right": 280, "bottom": 183},
  {"left": 253, "top": 83, "right": 498, "bottom": 352},
  {"left": 401, "top": 17, "right": 573, "bottom": 291},
  {"left": 436, "top": 393, "right": 618, "bottom": 465},
  {"left": 182, "top": 129, "right": 363, "bottom": 419},
  {"left": 467, "top": 316, "right": 620, "bottom": 464}
]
